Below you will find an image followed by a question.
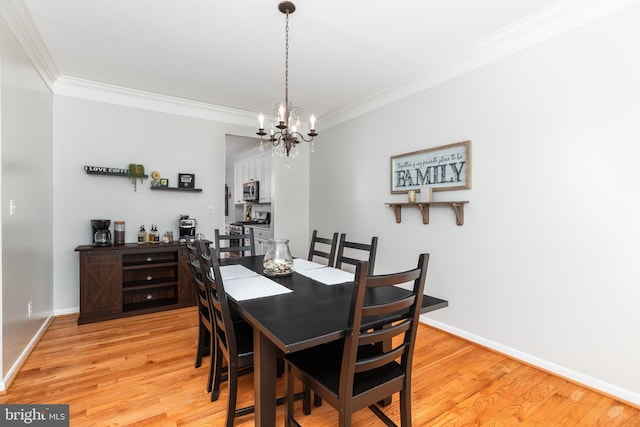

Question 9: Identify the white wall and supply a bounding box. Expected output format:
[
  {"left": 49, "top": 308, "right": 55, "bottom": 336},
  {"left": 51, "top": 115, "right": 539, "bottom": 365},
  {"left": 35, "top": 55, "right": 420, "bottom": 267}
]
[
  {"left": 310, "top": 5, "right": 640, "bottom": 404},
  {"left": 52, "top": 96, "right": 255, "bottom": 312},
  {"left": 0, "top": 13, "right": 53, "bottom": 385},
  {"left": 272, "top": 144, "right": 310, "bottom": 258}
]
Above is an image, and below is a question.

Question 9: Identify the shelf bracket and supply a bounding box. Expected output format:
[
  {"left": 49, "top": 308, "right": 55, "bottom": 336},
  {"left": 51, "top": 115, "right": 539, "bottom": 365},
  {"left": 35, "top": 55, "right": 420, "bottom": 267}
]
[
  {"left": 416, "top": 203, "right": 430, "bottom": 224},
  {"left": 450, "top": 202, "right": 465, "bottom": 226},
  {"left": 385, "top": 201, "right": 468, "bottom": 226},
  {"left": 389, "top": 204, "right": 402, "bottom": 223}
]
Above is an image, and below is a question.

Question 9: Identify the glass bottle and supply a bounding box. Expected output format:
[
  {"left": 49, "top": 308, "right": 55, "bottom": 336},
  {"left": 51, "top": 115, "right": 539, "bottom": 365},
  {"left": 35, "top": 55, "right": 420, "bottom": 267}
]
[
  {"left": 263, "top": 239, "right": 293, "bottom": 277},
  {"left": 138, "top": 225, "right": 147, "bottom": 244}
]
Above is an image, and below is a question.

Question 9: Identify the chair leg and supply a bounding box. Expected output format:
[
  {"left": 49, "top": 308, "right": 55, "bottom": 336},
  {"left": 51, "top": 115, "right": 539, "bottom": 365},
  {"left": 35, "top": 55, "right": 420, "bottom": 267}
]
[
  {"left": 399, "top": 388, "right": 411, "bottom": 427},
  {"left": 195, "top": 322, "right": 205, "bottom": 368},
  {"left": 302, "top": 387, "right": 311, "bottom": 415},
  {"left": 226, "top": 367, "right": 238, "bottom": 427},
  {"left": 313, "top": 393, "right": 322, "bottom": 407},
  {"left": 211, "top": 346, "right": 223, "bottom": 401},
  {"left": 206, "top": 335, "right": 215, "bottom": 393}
]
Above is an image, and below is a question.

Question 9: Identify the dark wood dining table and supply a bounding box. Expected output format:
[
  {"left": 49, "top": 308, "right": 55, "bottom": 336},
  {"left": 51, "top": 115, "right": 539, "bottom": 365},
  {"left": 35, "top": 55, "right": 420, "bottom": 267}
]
[{"left": 219, "top": 255, "right": 448, "bottom": 427}]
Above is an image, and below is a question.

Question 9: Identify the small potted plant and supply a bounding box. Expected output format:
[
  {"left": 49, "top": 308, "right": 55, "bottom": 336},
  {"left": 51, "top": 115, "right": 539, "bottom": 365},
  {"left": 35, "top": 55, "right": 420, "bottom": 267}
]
[{"left": 128, "top": 164, "right": 145, "bottom": 191}]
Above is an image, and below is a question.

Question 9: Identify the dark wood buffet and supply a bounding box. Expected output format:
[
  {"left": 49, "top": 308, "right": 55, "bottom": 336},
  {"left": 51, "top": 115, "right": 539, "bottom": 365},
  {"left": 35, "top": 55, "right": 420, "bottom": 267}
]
[{"left": 75, "top": 243, "right": 197, "bottom": 324}]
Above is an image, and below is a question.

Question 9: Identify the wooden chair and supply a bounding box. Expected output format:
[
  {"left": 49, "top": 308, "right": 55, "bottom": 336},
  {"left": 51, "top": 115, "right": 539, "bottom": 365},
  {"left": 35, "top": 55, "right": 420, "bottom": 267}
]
[
  {"left": 199, "top": 244, "right": 255, "bottom": 426},
  {"left": 186, "top": 240, "right": 214, "bottom": 392},
  {"left": 214, "top": 228, "right": 255, "bottom": 259},
  {"left": 335, "top": 234, "right": 378, "bottom": 275},
  {"left": 307, "top": 230, "right": 339, "bottom": 267},
  {"left": 284, "top": 254, "right": 430, "bottom": 427}
]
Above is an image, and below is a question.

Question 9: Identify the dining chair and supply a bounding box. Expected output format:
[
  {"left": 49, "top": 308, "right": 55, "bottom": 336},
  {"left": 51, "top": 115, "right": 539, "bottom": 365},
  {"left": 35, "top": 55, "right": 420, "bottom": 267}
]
[
  {"left": 335, "top": 233, "right": 378, "bottom": 275},
  {"left": 199, "top": 244, "right": 255, "bottom": 426},
  {"left": 284, "top": 253, "right": 430, "bottom": 427},
  {"left": 307, "top": 230, "right": 339, "bottom": 267},
  {"left": 186, "top": 240, "right": 214, "bottom": 387},
  {"left": 214, "top": 228, "right": 255, "bottom": 259}
]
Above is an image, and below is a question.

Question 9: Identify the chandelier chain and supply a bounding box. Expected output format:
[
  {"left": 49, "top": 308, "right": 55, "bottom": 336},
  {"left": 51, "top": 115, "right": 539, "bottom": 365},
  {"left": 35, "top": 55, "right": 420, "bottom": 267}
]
[{"left": 284, "top": 11, "right": 290, "bottom": 114}]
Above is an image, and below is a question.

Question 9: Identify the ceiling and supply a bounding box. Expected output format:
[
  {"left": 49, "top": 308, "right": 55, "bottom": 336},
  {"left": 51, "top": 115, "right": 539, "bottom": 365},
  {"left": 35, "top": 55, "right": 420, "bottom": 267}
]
[{"left": 19, "top": 0, "right": 578, "bottom": 120}]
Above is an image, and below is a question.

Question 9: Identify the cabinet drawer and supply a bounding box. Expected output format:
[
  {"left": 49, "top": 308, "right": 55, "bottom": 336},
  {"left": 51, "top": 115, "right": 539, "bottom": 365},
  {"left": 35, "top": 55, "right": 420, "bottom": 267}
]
[
  {"left": 252, "top": 228, "right": 274, "bottom": 240},
  {"left": 123, "top": 265, "right": 177, "bottom": 287},
  {"left": 123, "top": 251, "right": 177, "bottom": 266},
  {"left": 123, "top": 285, "right": 178, "bottom": 311},
  {"left": 84, "top": 252, "right": 119, "bottom": 264}
]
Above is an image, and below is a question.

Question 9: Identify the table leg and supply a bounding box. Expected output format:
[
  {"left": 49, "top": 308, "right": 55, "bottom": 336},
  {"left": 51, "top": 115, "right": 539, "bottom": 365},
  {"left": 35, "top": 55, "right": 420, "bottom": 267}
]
[{"left": 254, "top": 328, "right": 278, "bottom": 427}]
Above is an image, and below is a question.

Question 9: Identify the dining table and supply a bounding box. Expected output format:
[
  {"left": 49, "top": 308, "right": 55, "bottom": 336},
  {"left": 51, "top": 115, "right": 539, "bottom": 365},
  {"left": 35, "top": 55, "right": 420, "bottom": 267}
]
[{"left": 218, "top": 255, "right": 448, "bottom": 427}]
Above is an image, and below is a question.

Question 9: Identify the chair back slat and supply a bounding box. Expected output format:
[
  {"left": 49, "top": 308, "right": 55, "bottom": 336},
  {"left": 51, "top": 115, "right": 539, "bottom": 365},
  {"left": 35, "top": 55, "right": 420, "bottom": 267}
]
[
  {"left": 307, "top": 230, "right": 339, "bottom": 267},
  {"left": 358, "top": 319, "right": 411, "bottom": 347},
  {"left": 361, "top": 296, "right": 415, "bottom": 318},
  {"left": 355, "top": 345, "right": 407, "bottom": 374},
  {"left": 335, "top": 234, "right": 378, "bottom": 275}
]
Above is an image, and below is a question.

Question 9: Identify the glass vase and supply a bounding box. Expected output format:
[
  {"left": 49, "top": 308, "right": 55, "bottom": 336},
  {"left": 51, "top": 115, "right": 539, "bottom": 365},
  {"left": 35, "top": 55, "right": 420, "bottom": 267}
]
[{"left": 263, "top": 239, "right": 293, "bottom": 277}]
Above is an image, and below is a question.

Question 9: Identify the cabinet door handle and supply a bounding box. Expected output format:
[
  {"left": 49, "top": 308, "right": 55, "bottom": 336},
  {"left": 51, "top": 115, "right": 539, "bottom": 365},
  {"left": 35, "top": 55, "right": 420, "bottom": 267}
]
[
  {"left": 146, "top": 257, "right": 153, "bottom": 262},
  {"left": 147, "top": 276, "right": 153, "bottom": 281}
]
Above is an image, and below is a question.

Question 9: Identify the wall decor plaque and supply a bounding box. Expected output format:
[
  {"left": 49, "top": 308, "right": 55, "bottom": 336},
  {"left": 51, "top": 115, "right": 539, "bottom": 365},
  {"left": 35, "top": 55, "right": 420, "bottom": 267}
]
[
  {"left": 390, "top": 140, "right": 471, "bottom": 193},
  {"left": 178, "top": 173, "right": 195, "bottom": 188}
]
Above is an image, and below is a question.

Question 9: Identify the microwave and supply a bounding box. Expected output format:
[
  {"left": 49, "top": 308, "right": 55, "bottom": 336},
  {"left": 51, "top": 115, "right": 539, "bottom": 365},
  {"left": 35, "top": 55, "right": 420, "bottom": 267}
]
[{"left": 243, "top": 181, "right": 260, "bottom": 202}]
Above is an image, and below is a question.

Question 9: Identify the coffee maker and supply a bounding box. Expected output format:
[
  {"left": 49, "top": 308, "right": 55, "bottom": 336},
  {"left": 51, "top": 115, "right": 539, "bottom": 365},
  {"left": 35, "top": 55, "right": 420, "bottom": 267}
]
[
  {"left": 178, "top": 215, "right": 196, "bottom": 242},
  {"left": 91, "top": 219, "right": 112, "bottom": 246}
]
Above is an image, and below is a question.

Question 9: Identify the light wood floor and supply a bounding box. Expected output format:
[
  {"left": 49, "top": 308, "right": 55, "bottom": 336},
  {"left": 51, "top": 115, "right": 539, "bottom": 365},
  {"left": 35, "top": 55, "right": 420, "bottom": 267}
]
[{"left": 1, "top": 307, "right": 637, "bottom": 426}]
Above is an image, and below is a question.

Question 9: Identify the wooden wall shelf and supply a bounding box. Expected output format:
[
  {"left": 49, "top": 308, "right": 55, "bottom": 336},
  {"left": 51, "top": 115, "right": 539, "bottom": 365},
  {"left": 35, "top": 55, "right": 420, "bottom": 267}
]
[
  {"left": 385, "top": 201, "right": 469, "bottom": 226},
  {"left": 150, "top": 186, "right": 202, "bottom": 192}
]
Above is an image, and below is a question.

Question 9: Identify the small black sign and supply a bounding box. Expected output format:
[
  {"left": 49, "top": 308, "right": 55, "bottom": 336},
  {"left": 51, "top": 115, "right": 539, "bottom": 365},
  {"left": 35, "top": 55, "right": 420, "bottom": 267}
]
[{"left": 178, "top": 173, "right": 195, "bottom": 188}]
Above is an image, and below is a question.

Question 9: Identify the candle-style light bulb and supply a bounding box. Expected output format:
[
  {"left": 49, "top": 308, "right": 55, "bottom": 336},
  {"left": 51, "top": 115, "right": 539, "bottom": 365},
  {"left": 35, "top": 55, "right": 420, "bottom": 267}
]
[
  {"left": 278, "top": 104, "right": 285, "bottom": 122},
  {"left": 309, "top": 114, "right": 316, "bottom": 131},
  {"left": 258, "top": 113, "right": 265, "bottom": 129}
]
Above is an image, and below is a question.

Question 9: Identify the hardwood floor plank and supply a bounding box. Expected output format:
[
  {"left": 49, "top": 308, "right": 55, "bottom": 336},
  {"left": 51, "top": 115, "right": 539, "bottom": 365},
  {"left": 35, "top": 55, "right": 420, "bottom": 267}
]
[{"left": 0, "top": 307, "right": 637, "bottom": 426}]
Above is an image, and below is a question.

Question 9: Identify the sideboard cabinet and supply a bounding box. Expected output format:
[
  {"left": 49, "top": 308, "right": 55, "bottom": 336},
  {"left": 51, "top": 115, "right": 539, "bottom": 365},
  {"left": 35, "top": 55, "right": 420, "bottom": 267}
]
[{"left": 75, "top": 243, "right": 197, "bottom": 324}]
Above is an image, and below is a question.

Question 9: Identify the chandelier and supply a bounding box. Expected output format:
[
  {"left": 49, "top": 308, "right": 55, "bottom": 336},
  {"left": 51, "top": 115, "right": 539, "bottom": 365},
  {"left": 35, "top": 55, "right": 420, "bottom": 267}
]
[{"left": 257, "top": 1, "right": 317, "bottom": 157}]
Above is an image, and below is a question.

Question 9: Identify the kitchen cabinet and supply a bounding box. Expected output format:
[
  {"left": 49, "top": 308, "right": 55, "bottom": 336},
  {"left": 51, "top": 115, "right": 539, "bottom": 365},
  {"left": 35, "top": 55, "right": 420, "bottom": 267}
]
[
  {"left": 247, "top": 226, "right": 274, "bottom": 256},
  {"left": 234, "top": 151, "right": 272, "bottom": 204},
  {"left": 75, "top": 243, "right": 196, "bottom": 324}
]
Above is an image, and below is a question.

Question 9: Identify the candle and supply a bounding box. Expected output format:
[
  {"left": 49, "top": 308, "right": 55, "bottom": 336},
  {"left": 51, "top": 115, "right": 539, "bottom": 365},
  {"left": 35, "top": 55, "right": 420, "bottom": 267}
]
[
  {"left": 258, "top": 113, "right": 264, "bottom": 129},
  {"left": 309, "top": 114, "right": 316, "bottom": 130}
]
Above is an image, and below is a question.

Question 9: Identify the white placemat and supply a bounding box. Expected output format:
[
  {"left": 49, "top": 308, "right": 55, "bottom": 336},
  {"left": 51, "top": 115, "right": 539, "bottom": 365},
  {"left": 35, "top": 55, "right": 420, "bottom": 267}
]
[
  {"left": 224, "top": 275, "right": 293, "bottom": 301},
  {"left": 219, "top": 264, "right": 260, "bottom": 280},
  {"left": 292, "top": 258, "right": 328, "bottom": 271},
  {"left": 296, "top": 267, "right": 355, "bottom": 285}
]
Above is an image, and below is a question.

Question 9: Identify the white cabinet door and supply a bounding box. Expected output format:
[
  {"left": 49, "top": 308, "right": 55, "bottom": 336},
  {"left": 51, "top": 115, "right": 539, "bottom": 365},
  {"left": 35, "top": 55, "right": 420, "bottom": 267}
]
[
  {"left": 234, "top": 162, "right": 244, "bottom": 204},
  {"left": 259, "top": 152, "right": 272, "bottom": 203}
]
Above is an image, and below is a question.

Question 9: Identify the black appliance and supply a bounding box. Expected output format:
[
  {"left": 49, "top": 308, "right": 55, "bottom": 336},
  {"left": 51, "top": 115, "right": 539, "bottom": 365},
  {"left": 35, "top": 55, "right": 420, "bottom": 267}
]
[
  {"left": 179, "top": 215, "right": 196, "bottom": 241},
  {"left": 91, "top": 219, "right": 112, "bottom": 247},
  {"left": 243, "top": 180, "right": 259, "bottom": 202}
]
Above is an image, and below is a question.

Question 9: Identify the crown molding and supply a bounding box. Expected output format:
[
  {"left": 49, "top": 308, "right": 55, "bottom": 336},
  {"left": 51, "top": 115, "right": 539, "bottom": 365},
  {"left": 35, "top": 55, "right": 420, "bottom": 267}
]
[
  {"left": 0, "top": 0, "right": 58, "bottom": 91},
  {"left": 5, "top": 0, "right": 639, "bottom": 129},
  {"left": 321, "top": 0, "right": 640, "bottom": 130},
  {"left": 54, "top": 75, "right": 258, "bottom": 127}
]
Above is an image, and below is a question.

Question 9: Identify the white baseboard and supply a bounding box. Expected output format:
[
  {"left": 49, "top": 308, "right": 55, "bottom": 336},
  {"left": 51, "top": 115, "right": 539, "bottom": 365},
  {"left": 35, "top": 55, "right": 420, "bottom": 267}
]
[
  {"left": 54, "top": 306, "right": 79, "bottom": 316},
  {"left": 420, "top": 316, "right": 640, "bottom": 407},
  {"left": 1, "top": 315, "right": 54, "bottom": 392}
]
